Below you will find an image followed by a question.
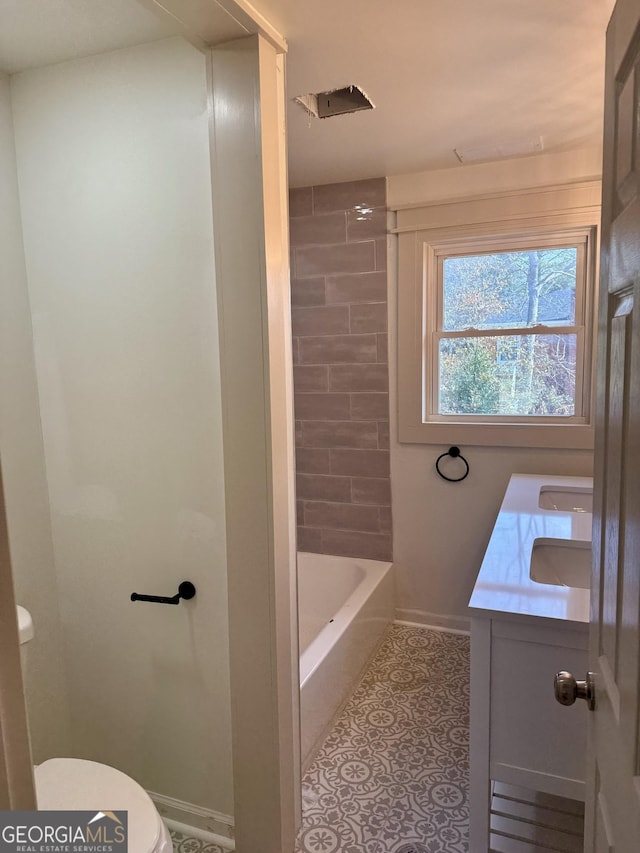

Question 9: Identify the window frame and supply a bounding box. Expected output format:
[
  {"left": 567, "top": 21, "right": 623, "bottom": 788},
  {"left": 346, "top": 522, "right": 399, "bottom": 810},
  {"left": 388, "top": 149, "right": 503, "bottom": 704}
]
[
  {"left": 395, "top": 183, "right": 600, "bottom": 448},
  {"left": 427, "top": 229, "right": 591, "bottom": 425}
]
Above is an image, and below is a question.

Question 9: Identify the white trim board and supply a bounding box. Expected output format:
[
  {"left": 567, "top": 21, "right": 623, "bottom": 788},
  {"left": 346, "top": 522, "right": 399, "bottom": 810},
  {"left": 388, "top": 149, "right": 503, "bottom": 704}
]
[
  {"left": 137, "top": 0, "right": 287, "bottom": 53},
  {"left": 394, "top": 612, "right": 471, "bottom": 636},
  {"left": 387, "top": 147, "right": 603, "bottom": 211},
  {"left": 163, "top": 819, "right": 235, "bottom": 851},
  {"left": 208, "top": 36, "right": 300, "bottom": 853},
  {"left": 149, "top": 790, "right": 234, "bottom": 841}
]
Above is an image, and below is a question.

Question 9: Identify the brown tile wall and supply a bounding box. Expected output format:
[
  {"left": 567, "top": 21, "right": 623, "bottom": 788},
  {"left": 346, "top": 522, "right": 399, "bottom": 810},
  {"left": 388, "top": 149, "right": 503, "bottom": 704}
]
[{"left": 290, "top": 177, "right": 392, "bottom": 562}]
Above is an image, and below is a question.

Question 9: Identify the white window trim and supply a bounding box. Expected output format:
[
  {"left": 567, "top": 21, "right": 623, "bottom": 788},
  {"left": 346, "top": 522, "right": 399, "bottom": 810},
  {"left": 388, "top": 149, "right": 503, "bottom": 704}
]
[{"left": 395, "top": 182, "right": 601, "bottom": 448}]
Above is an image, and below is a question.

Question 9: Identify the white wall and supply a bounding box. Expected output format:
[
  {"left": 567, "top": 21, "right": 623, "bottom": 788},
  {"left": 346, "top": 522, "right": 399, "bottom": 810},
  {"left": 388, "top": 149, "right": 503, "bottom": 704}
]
[
  {"left": 0, "top": 73, "right": 71, "bottom": 762},
  {"left": 10, "top": 38, "right": 232, "bottom": 814},
  {"left": 387, "top": 155, "right": 596, "bottom": 628}
]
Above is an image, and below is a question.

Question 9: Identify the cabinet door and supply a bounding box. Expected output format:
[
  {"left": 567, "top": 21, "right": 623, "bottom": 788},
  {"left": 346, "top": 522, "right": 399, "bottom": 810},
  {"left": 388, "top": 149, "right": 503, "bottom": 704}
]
[{"left": 490, "top": 624, "right": 588, "bottom": 799}]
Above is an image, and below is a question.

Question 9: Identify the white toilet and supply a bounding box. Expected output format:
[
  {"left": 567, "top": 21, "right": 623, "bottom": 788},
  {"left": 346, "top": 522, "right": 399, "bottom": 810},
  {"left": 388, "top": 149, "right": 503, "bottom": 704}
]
[{"left": 17, "top": 606, "right": 173, "bottom": 853}]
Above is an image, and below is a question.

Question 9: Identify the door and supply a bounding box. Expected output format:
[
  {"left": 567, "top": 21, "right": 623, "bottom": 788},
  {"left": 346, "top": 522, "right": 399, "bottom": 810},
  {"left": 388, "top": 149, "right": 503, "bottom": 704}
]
[{"left": 586, "top": 0, "right": 640, "bottom": 849}]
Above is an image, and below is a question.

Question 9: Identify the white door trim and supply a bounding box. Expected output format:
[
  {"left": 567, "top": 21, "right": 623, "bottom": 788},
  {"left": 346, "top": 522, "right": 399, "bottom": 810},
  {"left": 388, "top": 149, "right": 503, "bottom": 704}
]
[
  {"left": 208, "top": 34, "right": 300, "bottom": 853},
  {"left": 0, "top": 469, "right": 36, "bottom": 809}
]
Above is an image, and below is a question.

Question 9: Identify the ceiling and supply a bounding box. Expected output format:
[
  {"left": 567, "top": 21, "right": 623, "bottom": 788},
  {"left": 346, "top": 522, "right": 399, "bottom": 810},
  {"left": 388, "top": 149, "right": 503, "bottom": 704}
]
[
  {"left": 0, "top": 0, "right": 615, "bottom": 189},
  {"left": 252, "top": 0, "right": 615, "bottom": 187},
  {"left": 0, "top": 0, "right": 252, "bottom": 75},
  {"left": 0, "top": 0, "right": 173, "bottom": 74}
]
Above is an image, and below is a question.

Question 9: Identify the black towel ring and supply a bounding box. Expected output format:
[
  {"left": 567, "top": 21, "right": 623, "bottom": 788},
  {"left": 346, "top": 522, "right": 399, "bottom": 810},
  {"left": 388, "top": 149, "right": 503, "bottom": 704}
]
[{"left": 435, "top": 446, "right": 470, "bottom": 482}]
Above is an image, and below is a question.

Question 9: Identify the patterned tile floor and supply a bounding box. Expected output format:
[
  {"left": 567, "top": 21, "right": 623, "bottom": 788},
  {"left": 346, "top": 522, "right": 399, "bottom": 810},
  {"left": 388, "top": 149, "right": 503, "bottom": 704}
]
[
  {"left": 170, "top": 830, "right": 229, "bottom": 852},
  {"left": 170, "top": 625, "right": 470, "bottom": 853},
  {"left": 296, "top": 625, "right": 470, "bottom": 853}
]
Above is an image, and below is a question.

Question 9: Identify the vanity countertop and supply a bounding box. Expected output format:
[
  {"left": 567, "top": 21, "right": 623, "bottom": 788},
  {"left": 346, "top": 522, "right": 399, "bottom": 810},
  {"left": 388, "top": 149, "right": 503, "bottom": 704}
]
[{"left": 468, "top": 473, "right": 593, "bottom": 625}]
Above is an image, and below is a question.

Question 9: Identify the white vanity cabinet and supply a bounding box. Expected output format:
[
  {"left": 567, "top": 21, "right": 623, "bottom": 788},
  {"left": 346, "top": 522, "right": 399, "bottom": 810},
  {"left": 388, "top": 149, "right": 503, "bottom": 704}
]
[
  {"left": 470, "top": 615, "right": 588, "bottom": 847},
  {"left": 468, "top": 474, "right": 592, "bottom": 851}
]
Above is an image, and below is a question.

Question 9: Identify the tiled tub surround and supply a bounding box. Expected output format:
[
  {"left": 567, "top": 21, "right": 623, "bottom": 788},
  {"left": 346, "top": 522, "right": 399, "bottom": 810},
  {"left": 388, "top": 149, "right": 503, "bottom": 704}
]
[{"left": 290, "top": 178, "right": 392, "bottom": 562}]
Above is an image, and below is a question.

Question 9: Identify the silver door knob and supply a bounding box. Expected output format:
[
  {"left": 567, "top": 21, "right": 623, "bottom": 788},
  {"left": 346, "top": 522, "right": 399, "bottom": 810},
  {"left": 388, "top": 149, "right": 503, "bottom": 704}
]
[{"left": 554, "top": 670, "right": 595, "bottom": 711}]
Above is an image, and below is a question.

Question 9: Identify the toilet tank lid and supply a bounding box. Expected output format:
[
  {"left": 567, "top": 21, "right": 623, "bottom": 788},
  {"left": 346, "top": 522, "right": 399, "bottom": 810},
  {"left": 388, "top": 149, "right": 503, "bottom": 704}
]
[
  {"left": 34, "top": 758, "right": 162, "bottom": 853},
  {"left": 16, "top": 606, "right": 34, "bottom": 645}
]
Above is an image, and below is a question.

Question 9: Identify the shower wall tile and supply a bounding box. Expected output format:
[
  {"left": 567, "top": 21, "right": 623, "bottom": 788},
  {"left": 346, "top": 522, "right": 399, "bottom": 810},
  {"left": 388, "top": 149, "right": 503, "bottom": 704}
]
[
  {"left": 351, "top": 477, "right": 391, "bottom": 506},
  {"left": 296, "top": 448, "right": 331, "bottom": 475},
  {"left": 330, "top": 448, "right": 390, "bottom": 478},
  {"left": 320, "top": 529, "right": 392, "bottom": 561},
  {"left": 378, "top": 421, "right": 390, "bottom": 449},
  {"left": 350, "top": 392, "right": 389, "bottom": 420},
  {"left": 346, "top": 206, "right": 387, "bottom": 242},
  {"left": 329, "top": 364, "right": 388, "bottom": 392},
  {"left": 349, "top": 302, "right": 387, "bottom": 333},
  {"left": 291, "top": 305, "right": 350, "bottom": 337},
  {"left": 301, "top": 420, "right": 378, "bottom": 449},
  {"left": 304, "top": 501, "right": 380, "bottom": 533},
  {"left": 296, "top": 474, "right": 352, "bottom": 503},
  {"left": 290, "top": 277, "right": 326, "bottom": 308},
  {"left": 297, "top": 526, "right": 323, "bottom": 552},
  {"left": 289, "top": 186, "right": 313, "bottom": 217},
  {"left": 312, "top": 177, "right": 385, "bottom": 215},
  {"left": 299, "top": 334, "right": 377, "bottom": 364},
  {"left": 290, "top": 212, "right": 346, "bottom": 247},
  {"left": 289, "top": 177, "right": 391, "bottom": 563},
  {"left": 326, "top": 271, "right": 387, "bottom": 304},
  {"left": 293, "top": 365, "right": 329, "bottom": 392},
  {"left": 377, "top": 333, "right": 388, "bottom": 363},
  {"left": 379, "top": 505, "right": 393, "bottom": 534},
  {"left": 295, "top": 241, "right": 375, "bottom": 277},
  {"left": 294, "top": 393, "right": 351, "bottom": 421}
]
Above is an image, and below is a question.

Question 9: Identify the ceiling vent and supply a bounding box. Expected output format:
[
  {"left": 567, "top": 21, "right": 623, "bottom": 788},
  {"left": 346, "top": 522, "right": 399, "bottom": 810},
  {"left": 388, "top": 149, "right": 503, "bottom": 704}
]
[{"left": 294, "top": 85, "right": 374, "bottom": 119}]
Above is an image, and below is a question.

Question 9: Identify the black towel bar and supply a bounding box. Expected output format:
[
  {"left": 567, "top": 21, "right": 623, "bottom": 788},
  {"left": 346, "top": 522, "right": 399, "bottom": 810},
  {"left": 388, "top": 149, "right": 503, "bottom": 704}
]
[{"left": 131, "top": 581, "right": 196, "bottom": 605}]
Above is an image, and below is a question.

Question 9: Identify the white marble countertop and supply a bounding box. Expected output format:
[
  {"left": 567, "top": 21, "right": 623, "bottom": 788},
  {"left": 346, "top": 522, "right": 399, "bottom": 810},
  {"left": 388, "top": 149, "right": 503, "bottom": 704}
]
[{"left": 468, "top": 473, "right": 593, "bottom": 625}]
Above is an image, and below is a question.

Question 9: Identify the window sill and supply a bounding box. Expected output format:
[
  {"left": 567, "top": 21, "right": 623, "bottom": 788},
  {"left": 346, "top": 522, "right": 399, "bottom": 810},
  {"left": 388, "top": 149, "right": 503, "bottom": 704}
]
[{"left": 398, "top": 419, "right": 594, "bottom": 449}]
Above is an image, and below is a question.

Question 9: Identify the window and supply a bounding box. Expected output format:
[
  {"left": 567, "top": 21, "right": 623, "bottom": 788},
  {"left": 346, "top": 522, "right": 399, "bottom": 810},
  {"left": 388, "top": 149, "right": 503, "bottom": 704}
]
[
  {"left": 396, "top": 184, "right": 600, "bottom": 448},
  {"left": 433, "top": 237, "right": 587, "bottom": 421}
]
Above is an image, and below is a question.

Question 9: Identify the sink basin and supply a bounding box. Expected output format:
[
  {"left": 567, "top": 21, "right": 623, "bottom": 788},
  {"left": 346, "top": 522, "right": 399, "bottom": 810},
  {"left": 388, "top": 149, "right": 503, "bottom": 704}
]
[
  {"left": 539, "top": 486, "right": 593, "bottom": 513},
  {"left": 530, "top": 538, "right": 591, "bottom": 589}
]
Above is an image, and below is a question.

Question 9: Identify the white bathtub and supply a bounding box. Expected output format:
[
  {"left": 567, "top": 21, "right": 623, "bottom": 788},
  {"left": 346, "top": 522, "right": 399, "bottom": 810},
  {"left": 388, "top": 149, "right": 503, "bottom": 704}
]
[{"left": 298, "top": 552, "right": 394, "bottom": 766}]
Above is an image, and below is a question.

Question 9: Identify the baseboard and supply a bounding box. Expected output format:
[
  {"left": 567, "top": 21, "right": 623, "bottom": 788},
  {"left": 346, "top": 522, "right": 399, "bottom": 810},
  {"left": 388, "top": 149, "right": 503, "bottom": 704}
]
[
  {"left": 163, "top": 818, "right": 235, "bottom": 850},
  {"left": 394, "top": 609, "right": 470, "bottom": 635},
  {"left": 148, "top": 790, "right": 234, "bottom": 842}
]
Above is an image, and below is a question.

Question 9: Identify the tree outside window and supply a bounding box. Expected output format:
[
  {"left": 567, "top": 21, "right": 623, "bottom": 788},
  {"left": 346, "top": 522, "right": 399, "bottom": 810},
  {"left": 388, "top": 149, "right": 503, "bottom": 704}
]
[{"left": 434, "top": 244, "right": 584, "bottom": 419}]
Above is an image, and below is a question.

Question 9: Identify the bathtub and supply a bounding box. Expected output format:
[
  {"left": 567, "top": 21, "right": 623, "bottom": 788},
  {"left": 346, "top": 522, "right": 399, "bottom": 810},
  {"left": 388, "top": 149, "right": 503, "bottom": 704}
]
[{"left": 298, "top": 552, "right": 394, "bottom": 766}]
